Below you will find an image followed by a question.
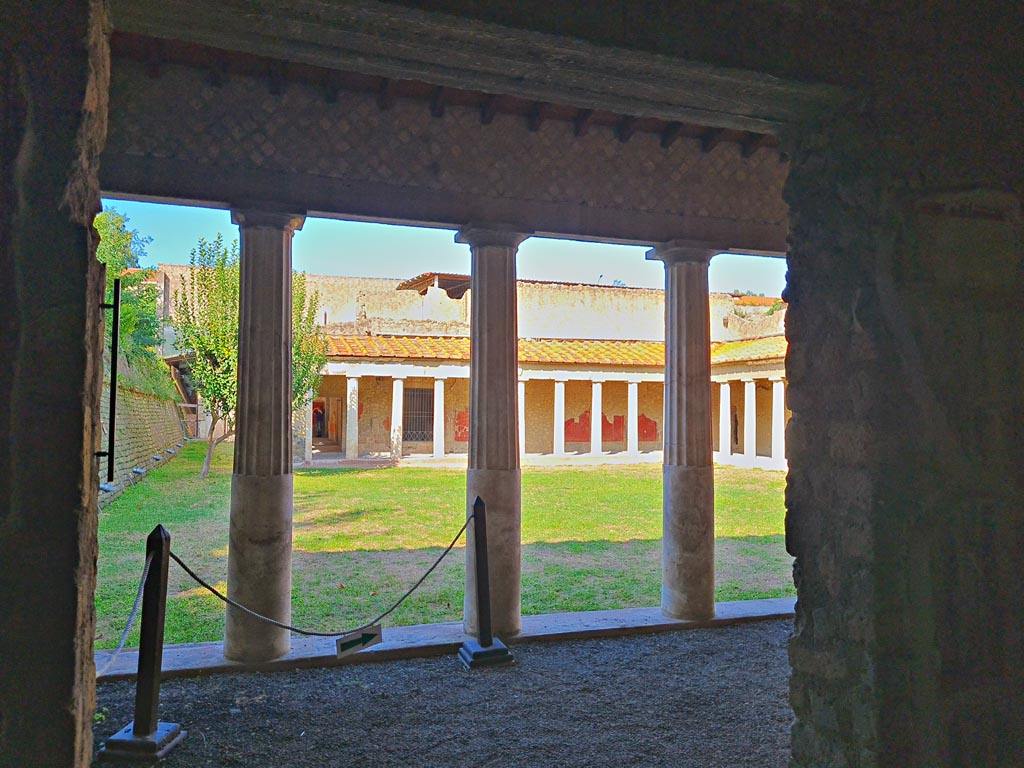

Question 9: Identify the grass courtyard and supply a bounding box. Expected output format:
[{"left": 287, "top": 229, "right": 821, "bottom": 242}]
[{"left": 96, "top": 442, "right": 793, "bottom": 649}]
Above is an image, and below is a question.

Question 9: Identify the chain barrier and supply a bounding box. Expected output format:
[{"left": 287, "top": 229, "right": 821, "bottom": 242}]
[
  {"left": 167, "top": 513, "right": 473, "bottom": 638},
  {"left": 96, "top": 552, "right": 154, "bottom": 677}
]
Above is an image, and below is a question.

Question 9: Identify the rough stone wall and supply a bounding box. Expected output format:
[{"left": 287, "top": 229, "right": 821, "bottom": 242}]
[
  {"left": 784, "top": 89, "right": 1023, "bottom": 766},
  {"left": 98, "top": 380, "right": 184, "bottom": 503},
  {"left": 0, "top": 2, "right": 109, "bottom": 765}
]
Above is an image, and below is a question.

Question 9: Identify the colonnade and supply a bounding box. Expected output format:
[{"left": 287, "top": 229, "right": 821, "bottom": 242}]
[{"left": 224, "top": 211, "right": 765, "bottom": 660}]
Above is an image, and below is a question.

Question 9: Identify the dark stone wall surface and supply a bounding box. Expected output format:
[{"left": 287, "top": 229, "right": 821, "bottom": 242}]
[
  {"left": 782, "top": 48, "right": 1023, "bottom": 768},
  {"left": 0, "top": 1, "right": 109, "bottom": 766}
]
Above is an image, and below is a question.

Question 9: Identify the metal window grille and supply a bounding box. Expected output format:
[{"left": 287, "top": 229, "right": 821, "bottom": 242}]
[{"left": 403, "top": 387, "right": 434, "bottom": 441}]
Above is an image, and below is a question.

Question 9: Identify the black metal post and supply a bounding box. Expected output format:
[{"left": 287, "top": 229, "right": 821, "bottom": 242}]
[
  {"left": 457, "top": 497, "right": 514, "bottom": 669},
  {"left": 100, "top": 525, "right": 186, "bottom": 761},
  {"left": 106, "top": 278, "right": 120, "bottom": 482}
]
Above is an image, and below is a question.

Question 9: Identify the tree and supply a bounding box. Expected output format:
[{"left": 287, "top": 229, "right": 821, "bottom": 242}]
[{"left": 172, "top": 235, "right": 327, "bottom": 478}]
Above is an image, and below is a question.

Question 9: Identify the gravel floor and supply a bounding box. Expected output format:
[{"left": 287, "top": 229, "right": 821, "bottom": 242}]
[{"left": 92, "top": 620, "right": 793, "bottom": 767}]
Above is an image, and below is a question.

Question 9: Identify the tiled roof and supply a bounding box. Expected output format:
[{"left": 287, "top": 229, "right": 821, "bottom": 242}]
[
  {"left": 733, "top": 295, "right": 783, "bottom": 307},
  {"left": 327, "top": 334, "right": 786, "bottom": 368}
]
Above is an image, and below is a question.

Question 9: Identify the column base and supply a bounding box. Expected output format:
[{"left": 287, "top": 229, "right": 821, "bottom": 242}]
[
  {"left": 99, "top": 722, "right": 186, "bottom": 762},
  {"left": 464, "top": 468, "right": 522, "bottom": 637},
  {"left": 458, "top": 637, "right": 515, "bottom": 669},
  {"left": 225, "top": 473, "right": 293, "bottom": 662},
  {"left": 661, "top": 464, "right": 715, "bottom": 621}
]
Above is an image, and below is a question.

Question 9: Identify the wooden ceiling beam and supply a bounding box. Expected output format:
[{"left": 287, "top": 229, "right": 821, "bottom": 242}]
[
  {"left": 660, "top": 121, "right": 683, "bottom": 149},
  {"left": 616, "top": 115, "right": 639, "bottom": 143},
  {"left": 430, "top": 86, "right": 447, "bottom": 118},
  {"left": 480, "top": 94, "right": 499, "bottom": 125},
  {"left": 573, "top": 108, "right": 594, "bottom": 137},
  {"left": 700, "top": 128, "right": 726, "bottom": 153}
]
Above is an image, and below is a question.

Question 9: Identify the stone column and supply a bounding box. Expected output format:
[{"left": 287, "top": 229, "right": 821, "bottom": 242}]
[
  {"left": 743, "top": 378, "right": 757, "bottom": 463},
  {"left": 518, "top": 380, "right": 527, "bottom": 457},
  {"left": 553, "top": 379, "right": 567, "bottom": 456},
  {"left": 304, "top": 392, "right": 314, "bottom": 463},
  {"left": 345, "top": 376, "right": 360, "bottom": 459},
  {"left": 771, "top": 377, "right": 786, "bottom": 466},
  {"left": 433, "top": 377, "right": 446, "bottom": 458},
  {"left": 647, "top": 241, "right": 717, "bottom": 621},
  {"left": 627, "top": 380, "right": 640, "bottom": 453},
  {"left": 390, "top": 377, "right": 405, "bottom": 459},
  {"left": 456, "top": 225, "right": 530, "bottom": 637},
  {"left": 590, "top": 380, "right": 604, "bottom": 454},
  {"left": 225, "top": 208, "right": 305, "bottom": 662},
  {"left": 719, "top": 381, "right": 732, "bottom": 459}
]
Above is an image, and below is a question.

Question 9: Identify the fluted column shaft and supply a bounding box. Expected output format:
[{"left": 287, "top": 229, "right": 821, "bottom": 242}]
[
  {"left": 225, "top": 208, "right": 304, "bottom": 661},
  {"left": 647, "top": 241, "right": 717, "bottom": 621},
  {"left": 345, "top": 376, "right": 360, "bottom": 459},
  {"left": 457, "top": 225, "right": 530, "bottom": 637}
]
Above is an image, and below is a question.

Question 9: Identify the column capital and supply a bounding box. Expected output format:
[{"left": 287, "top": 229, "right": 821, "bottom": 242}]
[
  {"left": 645, "top": 239, "right": 720, "bottom": 265},
  {"left": 231, "top": 207, "right": 306, "bottom": 232},
  {"left": 456, "top": 224, "right": 532, "bottom": 249}
]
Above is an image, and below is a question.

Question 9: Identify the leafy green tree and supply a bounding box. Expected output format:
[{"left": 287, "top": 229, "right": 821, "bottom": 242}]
[{"left": 173, "top": 235, "right": 327, "bottom": 479}]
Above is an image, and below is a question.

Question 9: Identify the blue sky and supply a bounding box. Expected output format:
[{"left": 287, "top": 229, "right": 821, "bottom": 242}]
[{"left": 103, "top": 198, "right": 788, "bottom": 296}]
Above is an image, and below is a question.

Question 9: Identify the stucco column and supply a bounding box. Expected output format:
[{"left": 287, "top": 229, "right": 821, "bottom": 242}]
[
  {"left": 719, "top": 381, "right": 732, "bottom": 458},
  {"left": 304, "top": 392, "right": 314, "bottom": 463},
  {"left": 433, "top": 378, "right": 446, "bottom": 458},
  {"left": 743, "top": 378, "right": 757, "bottom": 463},
  {"left": 647, "top": 241, "right": 717, "bottom": 621},
  {"left": 590, "top": 380, "right": 604, "bottom": 454},
  {"left": 627, "top": 380, "right": 640, "bottom": 453},
  {"left": 518, "top": 380, "right": 527, "bottom": 457},
  {"left": 390, "top": 377, "right": 405, "bottom": 459},
  {"left": 345, "top": 376, "right": 360, "bottom": 459},
  {"left": 771, "top": 377, "right": 786, "bottom": 466},
  {"left": 456, "top": 225, "right": 530, "bottom": 637},
  {"left": 225, "top": 208, "right": 304, "bottom": 662},
  {"left": 553, "top": 379, "right": 567, "bottom": 456}
]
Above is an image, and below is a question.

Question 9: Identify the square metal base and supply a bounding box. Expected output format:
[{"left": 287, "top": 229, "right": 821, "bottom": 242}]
[
  {"left": 99, "top": 721, "right": 186, "bottom": 762},
  {"left": 458, "top": 638, "right": 515, "bottom": 669}
]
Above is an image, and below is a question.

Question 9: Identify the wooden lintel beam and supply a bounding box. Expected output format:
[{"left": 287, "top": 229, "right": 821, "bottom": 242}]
[
  {"left": 377, "top": 78, "right": 396, "bottom": 111},
  {"left": 700, "top": 128, "right": 726, "bottom": 153},
  {"left": 480, "top": 94, "right": 499, "bottom": 125},
  {"left": 527, "top": 101, "right": 547, "bottom": 132},
  {"left": 741, "top": 132, "right": 773, "bottom": 158},
  {"left": 267, "top": 61, "right": 286, "bottom": 95},
  {"left": 660, "top": 121, "right": 684, "bottom": 149},
  {"left": 573, "top": 109, "right": 594, "bottom": 137},
  {"left": 430, "top": 86, "right": 447, "bottom": 118},
  {"left": 615, "top": 115, "right": 639, "bottom": 143}
]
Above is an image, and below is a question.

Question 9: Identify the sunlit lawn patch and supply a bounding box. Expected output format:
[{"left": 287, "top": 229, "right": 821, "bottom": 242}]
[{"left": 96, "top": 442, "right": 792, "bottom": 648}]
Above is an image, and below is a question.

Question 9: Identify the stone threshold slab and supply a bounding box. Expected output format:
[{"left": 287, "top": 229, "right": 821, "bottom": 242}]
[{"left": 96, "top": 597, "right": 795, "bottom": 683}]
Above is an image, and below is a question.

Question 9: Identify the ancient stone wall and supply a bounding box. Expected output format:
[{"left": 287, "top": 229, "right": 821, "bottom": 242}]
[{"left": 97, "top": 381, "right": 184, "bottom": 504}]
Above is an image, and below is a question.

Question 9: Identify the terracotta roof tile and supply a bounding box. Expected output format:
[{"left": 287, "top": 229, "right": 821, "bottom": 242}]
[{"left": 327, "top": 334, "right": 787, "bottom": 368}]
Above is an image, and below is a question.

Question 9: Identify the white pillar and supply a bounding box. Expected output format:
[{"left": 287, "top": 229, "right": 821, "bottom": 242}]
[
  {"left": 553, "top": 379, "right": 566, "bottom": 456},
  {"left": 304, "top": 391, "right": 313, "bottom": 463},
  {"left": 225, "top": 208, "right": 304, "bottom": 662},
  {"left": 345, "top": 376, "right": 360, "bottom": 459},
  {"left": 743, "top": 378, "right": 756, "bottom": 462},
  {"left": 718, "top": 381, "right": 732, "bottom": 459},
  {"left": 456, "top": 225, "right": 531, "bottom": 638},
  {"left": 627, "top": 381, "right": 640, "bottom": 454},
  {"left": 433, "top": 378, "right": 446, "bottom": 458},
  {"left": 771, "top": 377, "right": 786, "bottom": 467},
  {"left": 647, "top": 241, "right": 717, "bottom": 621},
  {"left": 390, "top": 377, "right": 405, "bottom": 459},
  {"left": 518, "top": 380, "right": 527, "bottom": 457},
  {"left": 590, "top": 380, "right": 603, "bottom": 455}
]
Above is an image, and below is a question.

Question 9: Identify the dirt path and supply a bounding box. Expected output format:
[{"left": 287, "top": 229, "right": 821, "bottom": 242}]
[{"left": 92, "top": 620, "right": 793, "bottom": 767}]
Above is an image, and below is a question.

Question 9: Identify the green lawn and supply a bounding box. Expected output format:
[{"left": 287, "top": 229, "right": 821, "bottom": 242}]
[{"left": 96, "top": 442, "right": 793, "bottom": 649}]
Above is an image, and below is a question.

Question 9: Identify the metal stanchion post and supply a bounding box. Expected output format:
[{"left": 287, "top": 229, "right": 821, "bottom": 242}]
[
  {"left": 458, "top": 497, "right": 514, "bottom": 669},
  {"left": 100, "top": 525, "right": 187, "bottom": 762}
]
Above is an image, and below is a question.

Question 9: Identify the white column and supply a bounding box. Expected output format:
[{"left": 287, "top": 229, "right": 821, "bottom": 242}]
[
  {"left": 390, "top": 377, "right": 405, "bottom": 459},
  {"left": 433, "top": 378, "right": 446, "bottom": 458},
  {"left": 345, "top": 376, "right": 360, "bottom": 459},
  {"left": 456, "top": 225, "right": 531, "bottom": 638},
  {"left": 627, "top": 381, "right": 640, "bottom": 453},
  {"left": 771, "top": 377, "right": 786, "bottom": 467},
  {"left": 647, "top": 241, "right": 717, "bottom": 621},
  {"left": 225, "top": 208, "right": 304, "bottom": 662},
  {"left": 718, "top": 381, "right": 732, "bottom": 459},
  {"left": 743, "top": 378, "right": 756, "bottom": 463},
  {"left": 304, "top": 392, "right": 314, "bottom": 463},
  {"left": 590, "top": 380, "right": 603, "bottom": 454},
  {"left": 553, "top": 379, "right": 566, "bottom": 456},
  {"left": 518, "top": 380, "right": 527, "bottom": 457}
]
